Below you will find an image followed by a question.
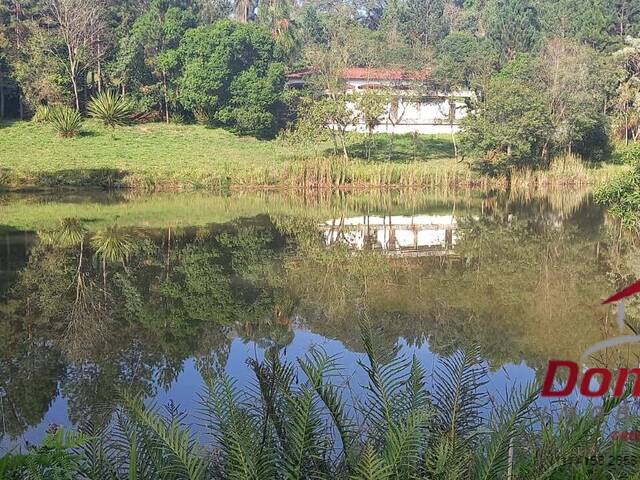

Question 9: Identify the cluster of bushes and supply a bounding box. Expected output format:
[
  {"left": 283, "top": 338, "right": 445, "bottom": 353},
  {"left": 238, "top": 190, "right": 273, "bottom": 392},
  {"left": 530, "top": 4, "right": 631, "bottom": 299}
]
[
  {"left": 2, "top": 321, "right": 640, "bottom": 479},
  {"left": 33, "top": 91, "right": 136, "bottom": 138}
]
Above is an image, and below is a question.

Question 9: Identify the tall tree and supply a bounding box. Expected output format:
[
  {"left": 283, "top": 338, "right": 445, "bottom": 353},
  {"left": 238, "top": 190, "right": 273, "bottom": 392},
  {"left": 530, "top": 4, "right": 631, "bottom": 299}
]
[
  {"left": 484, "top": 0, "right": 540, "bottom": 62},
  {"left": 48, "top": 0, "right": 107, "bottom": 111},
  {"left": 114, "top": 0, "right": 196, "bottom": 122}
]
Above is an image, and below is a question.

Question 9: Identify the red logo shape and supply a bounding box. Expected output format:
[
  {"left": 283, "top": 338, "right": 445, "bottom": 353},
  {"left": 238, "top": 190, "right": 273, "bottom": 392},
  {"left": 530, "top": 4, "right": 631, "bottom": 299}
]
[{"left": 602, "top": 279, "right": 640, "bottom": 305}]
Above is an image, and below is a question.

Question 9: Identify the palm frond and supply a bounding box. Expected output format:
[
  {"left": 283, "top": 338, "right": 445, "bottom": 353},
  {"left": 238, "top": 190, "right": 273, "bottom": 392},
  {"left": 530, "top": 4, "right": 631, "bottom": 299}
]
[
  {"left": 350, "top": 444, "right": 391, "bottom": 480},
  {"left": 473, "top": 381, "right": 539, "bottom": 480},
  {"left": 122, "top": 393, "right": 208, "bottom": 480}
]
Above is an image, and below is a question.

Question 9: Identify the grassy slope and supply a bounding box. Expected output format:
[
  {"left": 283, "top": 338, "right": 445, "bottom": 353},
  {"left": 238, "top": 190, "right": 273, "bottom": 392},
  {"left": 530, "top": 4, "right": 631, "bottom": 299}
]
[{"left": 0, "top": 121, "right": 467, "bottom": 189}]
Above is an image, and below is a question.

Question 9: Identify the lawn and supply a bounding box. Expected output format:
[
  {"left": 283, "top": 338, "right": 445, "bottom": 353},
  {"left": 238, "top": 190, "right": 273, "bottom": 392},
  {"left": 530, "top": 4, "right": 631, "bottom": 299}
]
[{"left": 0, "top": 121, "right": 465, "bottom": 190}]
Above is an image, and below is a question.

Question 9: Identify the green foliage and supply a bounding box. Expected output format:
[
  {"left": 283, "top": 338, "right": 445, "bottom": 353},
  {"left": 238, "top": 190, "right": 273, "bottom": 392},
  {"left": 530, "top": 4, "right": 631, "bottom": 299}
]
[
  {"left": 0, "top": 428, "right": 88, "bottom": 479},
  {"left": 88, "top": 90, "right": 136, "bottom": 128},
  {"left": 177, "top": 20, "right": 285, "bottom": 138},
  {"left": 459, "top": 77, "right": 552, "bottom": 174},
  {"left": 32, "top": 105, "right": 52, "bottom": 123},
  {"left": 484, "top": 0, "right": 541, "bottom": 61},
  {"left": 595, "top": 164, "right": 640, "bottom": 227},
  {"left": 49, "top": 105, "right": 83, "bottom": 138}
]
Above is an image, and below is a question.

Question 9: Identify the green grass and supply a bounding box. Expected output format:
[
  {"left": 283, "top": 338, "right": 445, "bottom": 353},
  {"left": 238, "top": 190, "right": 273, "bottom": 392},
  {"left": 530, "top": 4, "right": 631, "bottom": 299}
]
[
  {"left": 0, "top": 121, "right": 468, "bottom": 190},
  {"left": 0, "top": 120, "right": 626, "bottom": 190}
]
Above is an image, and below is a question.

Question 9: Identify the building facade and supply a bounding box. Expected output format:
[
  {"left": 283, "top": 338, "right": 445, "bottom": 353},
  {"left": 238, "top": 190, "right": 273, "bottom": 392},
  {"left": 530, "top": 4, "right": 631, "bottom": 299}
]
[{"left": 287, "top": 67, "right": 474, "bottom": 135}]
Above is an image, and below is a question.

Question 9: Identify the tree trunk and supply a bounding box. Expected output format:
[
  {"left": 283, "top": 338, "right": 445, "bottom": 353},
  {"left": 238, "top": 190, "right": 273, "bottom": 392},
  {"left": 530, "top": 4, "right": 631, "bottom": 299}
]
[
  {"left": 71, "top": 73, "right": 80, "bottom": 111},
  {"left": 97, "top": 42, "right": 102, "bottom": 93},
  {"left": 0, "top": 79, "right": 4, "bottom": 119},
  {"left": 18, "top": 89, "right": 23, "bottom": 120},
  {"left": 625, "top": 113, "right": 629, "bottom": 146},
  {"left": 162, "top": 70, "right": 169, "bottom": 123}
]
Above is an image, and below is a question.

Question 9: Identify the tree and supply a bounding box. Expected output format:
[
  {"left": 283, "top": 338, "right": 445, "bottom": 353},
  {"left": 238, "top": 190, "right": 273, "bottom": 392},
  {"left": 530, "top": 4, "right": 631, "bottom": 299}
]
[
  {"left": 355, "top": 88, "right": 389, "bottom": 158},
  {"left": 177, "top": 20, "right": 285, "bottom": 137},
  {"left": 484, "top": 0, "right": 540, "bottom": 62},
  {"left": 401, "top": 0, "right": 447, "bottom": 47},
  {"left": 48, "top": 0, "right": 107, "bottom": 111},
  {"left": 459, "top": 76, "right": 552, "bottom": 174},
  {"left": 114, "top": 0, "right": 195, "bottom": 122},
  {"left": 540, "top": 38, "right": 614, "bottom": 159}
]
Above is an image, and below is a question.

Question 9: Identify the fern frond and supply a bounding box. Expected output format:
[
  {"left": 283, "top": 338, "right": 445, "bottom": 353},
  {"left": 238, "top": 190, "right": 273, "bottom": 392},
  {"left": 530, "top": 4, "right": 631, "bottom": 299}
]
[
  {"left": 299, "top": 348, "right": 358, "bottom": 469},
  {"left": 350, "top": 444, "right": 391, "bottom": 480},
  {"left": 432, "top": 348, "right": 488, "bottom": 443},
  {"left": 473, "top": 381, "right": 539, "bottom": 480},
  {"left": 122, "top": 393, "right": 207, "bottom": 480}
]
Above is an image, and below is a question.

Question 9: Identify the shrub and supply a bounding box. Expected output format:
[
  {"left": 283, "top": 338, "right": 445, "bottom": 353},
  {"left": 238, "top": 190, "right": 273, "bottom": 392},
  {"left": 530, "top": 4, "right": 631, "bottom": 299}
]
[
  {"left": 619, "top": 142, "right": 640, "bottom": 165},
  {"left": 87, "top": 90, "right": 135, "bottom": 128},
  {"left": 32, "top": 104, "right": 52, "bottom": 123},
  {"left": 49, "top": 106, "right": 83, "bottom": 138},
  {"left": 595, "top": 165, "right": 640, "bottom": 227}
]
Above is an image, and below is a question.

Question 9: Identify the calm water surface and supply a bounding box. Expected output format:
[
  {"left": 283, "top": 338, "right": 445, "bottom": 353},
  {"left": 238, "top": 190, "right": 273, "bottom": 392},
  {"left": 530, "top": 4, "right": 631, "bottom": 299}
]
[{"left": 1, "top": 188, "right": 638, "bottom": 452}]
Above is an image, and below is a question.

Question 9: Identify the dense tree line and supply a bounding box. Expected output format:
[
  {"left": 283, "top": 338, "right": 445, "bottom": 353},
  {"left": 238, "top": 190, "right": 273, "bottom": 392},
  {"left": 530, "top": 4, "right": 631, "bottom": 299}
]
[{"left": 1, "top": 0, "right": 640, "bottom": 155}]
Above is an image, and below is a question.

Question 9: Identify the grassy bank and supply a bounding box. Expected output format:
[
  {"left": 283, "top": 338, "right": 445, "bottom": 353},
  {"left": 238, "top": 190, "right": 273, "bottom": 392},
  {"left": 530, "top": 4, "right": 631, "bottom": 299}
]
[{"left": 0, "top": 120, "right": 626, "bottom": 190}]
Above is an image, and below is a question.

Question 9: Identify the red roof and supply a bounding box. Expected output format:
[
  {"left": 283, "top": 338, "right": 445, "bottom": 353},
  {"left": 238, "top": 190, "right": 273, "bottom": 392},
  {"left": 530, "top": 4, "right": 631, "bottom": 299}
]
[{"left": 287, "top": 67, "right": 429, "bottom": 81}]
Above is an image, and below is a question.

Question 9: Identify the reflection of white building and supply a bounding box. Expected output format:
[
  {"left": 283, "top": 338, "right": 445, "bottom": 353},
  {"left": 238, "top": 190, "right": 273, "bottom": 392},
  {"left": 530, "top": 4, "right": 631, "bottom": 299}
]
[
  {"left": 287, "top": 67, "right": 473, "bottom": 135},
  {"left": 321, "top": 214, "right": 458, "bottom": 257}
]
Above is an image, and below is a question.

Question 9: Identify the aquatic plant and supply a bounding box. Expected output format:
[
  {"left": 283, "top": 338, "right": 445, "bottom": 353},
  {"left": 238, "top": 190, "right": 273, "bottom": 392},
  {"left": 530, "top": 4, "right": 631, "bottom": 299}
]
[
  {"left": 88, "top": 90, "right": 136, "bottom": 128},
  {"left": 49, "top": 105, "right": 83, "bottom": 138},
  {"left": 2, "top": 318, "right": 639, "bottom": 479}
]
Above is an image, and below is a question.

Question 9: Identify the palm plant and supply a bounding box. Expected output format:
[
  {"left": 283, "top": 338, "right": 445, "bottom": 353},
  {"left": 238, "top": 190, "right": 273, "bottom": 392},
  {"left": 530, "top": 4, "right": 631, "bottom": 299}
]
[
  {"left": 49, "top": 105, "right": 83, "bottom": 137},
  {"left": 32, "top": 104, "right": 52, "bottom": 123},
  {"left": 88, "top": 90, "right": 136, "bottom": 128},
  {"left": 3, "top": 317, "right": 640, "bottom": 479}
]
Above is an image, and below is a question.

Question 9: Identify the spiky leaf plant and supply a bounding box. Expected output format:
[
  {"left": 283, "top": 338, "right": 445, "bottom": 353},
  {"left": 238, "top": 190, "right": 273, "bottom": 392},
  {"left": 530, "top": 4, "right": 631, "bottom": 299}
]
[
  {"left": 88, "top": 90, "right": 136, "bottom": 128},
  {"left": 32, "top": 104, "right": 52, "bottom": 123},
  {"left": 49, "top": 105, "right": 83, "bottom": 138}
]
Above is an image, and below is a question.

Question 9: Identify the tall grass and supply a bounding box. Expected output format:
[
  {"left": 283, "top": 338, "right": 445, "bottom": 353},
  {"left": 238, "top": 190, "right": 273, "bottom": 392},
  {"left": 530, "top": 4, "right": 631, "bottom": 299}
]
[{"left": 3, "top": 319, "right": 640, "bottom": 479}]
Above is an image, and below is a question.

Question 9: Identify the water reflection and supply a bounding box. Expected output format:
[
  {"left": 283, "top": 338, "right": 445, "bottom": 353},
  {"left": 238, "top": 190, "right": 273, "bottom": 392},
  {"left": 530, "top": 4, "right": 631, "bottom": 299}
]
[
  {"left": 0, "top": 188, "right": 638, "bottom": 451},
  {"left": 322, "top": 214, "right": 457, "bottom": 256}
]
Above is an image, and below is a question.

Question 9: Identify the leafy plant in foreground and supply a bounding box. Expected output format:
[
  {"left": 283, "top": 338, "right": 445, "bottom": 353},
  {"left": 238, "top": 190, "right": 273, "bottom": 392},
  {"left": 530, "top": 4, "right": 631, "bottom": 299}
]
[{"left": 2, "top": 318, "right": 640, "bottom": 479}]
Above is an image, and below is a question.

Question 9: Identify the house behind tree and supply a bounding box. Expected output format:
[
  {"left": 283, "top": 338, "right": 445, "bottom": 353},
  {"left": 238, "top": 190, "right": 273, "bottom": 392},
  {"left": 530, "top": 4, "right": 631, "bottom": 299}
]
[{"left": 287, "top": 67, "right": 473, "bottom": 135}]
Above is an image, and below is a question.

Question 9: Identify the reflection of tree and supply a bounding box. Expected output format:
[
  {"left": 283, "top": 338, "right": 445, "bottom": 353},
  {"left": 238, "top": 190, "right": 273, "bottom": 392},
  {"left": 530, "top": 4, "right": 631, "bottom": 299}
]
[
  {"left": 2, "top": 193, "right": 632, "bottom": 441},
  {"left": 0, "top": 216, "right": 295, "bottom": 439},
  {"left": 283, "top": 198, "right": 617, "bottom": 373},
  {"left": 0, "top": 316, "right": 64, "bottom": 438}
]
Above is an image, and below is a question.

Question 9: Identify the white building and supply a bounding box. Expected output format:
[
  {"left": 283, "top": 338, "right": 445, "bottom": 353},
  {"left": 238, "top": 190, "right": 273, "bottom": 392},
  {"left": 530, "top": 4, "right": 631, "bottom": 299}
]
[{"left": 287, "top": 67, "right": 473, "bottom": 135}]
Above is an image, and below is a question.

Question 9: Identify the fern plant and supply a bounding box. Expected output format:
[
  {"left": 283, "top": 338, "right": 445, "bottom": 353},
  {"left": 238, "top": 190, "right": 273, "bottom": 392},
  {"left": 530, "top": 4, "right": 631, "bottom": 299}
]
[
  {"left": 49, "top": 105, "right": 83, "bottom": 138},
  {"left": 6, "top": 320, "right": 640, "bottom": 479},
  {"left": 88, "top": 90, "right": 136, "bottom": 128}
]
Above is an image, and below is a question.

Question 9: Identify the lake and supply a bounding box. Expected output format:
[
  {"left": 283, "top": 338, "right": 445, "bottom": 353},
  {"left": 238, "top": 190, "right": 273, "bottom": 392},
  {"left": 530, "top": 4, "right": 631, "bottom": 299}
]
[{"left": 1, "top": 187, "right": 638, "bottom": 453}]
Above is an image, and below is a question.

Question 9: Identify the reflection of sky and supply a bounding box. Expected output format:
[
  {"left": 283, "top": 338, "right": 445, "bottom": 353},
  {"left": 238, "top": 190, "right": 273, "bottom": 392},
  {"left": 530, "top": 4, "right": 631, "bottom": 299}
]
[{"left": 1, "top": 328, "right": 541, "bottom": 453}]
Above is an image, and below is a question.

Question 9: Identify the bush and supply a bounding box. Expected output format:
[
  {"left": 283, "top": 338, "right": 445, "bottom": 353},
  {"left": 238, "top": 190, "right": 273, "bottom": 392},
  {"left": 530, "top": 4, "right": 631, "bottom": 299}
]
[
  {"left": 619, "top": 142, "right": 640, "bottom": 165},
  {"left": 32, "top": 104, "right": 52, "bottom": 123},
  {"left": 49, "top": 106, "right": 83, "bottom": 138},
  {"left": 88, "top": 90, "right": 135, "bottom": 128},
  {"left": 595, "top": 165, "right": 640, "bottom": 227}
]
